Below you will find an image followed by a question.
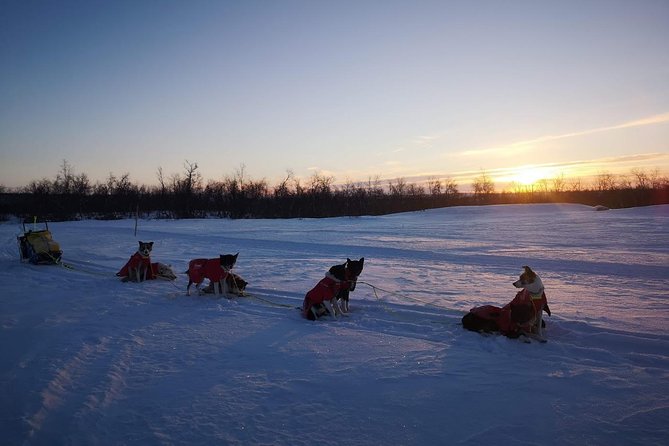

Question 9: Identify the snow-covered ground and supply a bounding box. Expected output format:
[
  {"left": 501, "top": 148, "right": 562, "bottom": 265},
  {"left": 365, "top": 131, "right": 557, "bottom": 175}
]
[{"left": 1, "top": 203, "right": 668, "bottom": 445}]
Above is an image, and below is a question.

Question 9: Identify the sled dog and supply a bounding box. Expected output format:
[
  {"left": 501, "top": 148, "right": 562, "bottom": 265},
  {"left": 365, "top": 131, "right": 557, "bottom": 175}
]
[
  {"left": 201, "top": 272, "right": 248, "bottom": 296},
  {"left": 186, "top": 253, "right": 238, "bottom": 295},
  {"left": 512, "top": 266, "right": 551, "bottom": 339},
  {"left": 117, "top": 241, "right": 155, "bottom": 282},
  {"left": 302, "top": 257, "right": 365, "bottom": 320}
]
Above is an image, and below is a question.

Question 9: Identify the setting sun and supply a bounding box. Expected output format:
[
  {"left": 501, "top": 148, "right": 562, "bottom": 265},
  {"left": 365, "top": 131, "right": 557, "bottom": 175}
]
[{"left": 511, "top": 166, "right": 557, "bottom": 185}]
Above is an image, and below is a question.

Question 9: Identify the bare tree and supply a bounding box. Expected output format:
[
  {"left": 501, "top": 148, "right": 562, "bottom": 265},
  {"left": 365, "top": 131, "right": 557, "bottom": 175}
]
[
  {"left": 388, "top": 177, "right": 407, "bottom": 196},
  {"left": 308, "top": 172, "right": 335, "bottom": 195},
  {"left": 649, "top": 168, "right": 666, "bottom": 189},
  {"left": 537, "top": 178, "right": 550, "bottom": 194},
  {"left": 426, "top": 177, "right": 442, "bottom": 195},
  {"left": 106, "top": 172, "right": 117, "bottom": 195},
  {"left": 182, "top": 160, "right": 202, "bottom": 195},
  {"left": 73, "top": 173, "right": 91, "bottom": 195},
  {"left": 406, "top": 183, "right": 425, "bottom": 197},
  {"left": 235, "top": 163, "right": 247, "bottom": 190},
  {"left": 54, "top": 159, "right": 75, "bottom": 194},
  {"left": 366, "top": 175, "right": 383, "bottom": 197},
  {"left": 617, "top": 174, "right": 633, "bottom": 190},
  {"left": 595, "top": 171, "right": 616, "bottom": 191},
  {"left": 157, "top": 167, "right": 167, "bottom": 195},
  {"left": 274, "top": 170, "right": 294, "bottom": 197},
  {"left": 443, "top": 177, "right": 459, "bottom": 197},
  {"left": 568, "top": 177, "right": 583, "bottom": 192},
  {"left": 472, "top": 171, "right": 494, "bottom": 197},
  {"left": 630, "top": 168, "right": 649, "bottom": 189},
  {"left": 26, "top": 178, "right": 53, "bottom": 194},
  {"left": 551, "top": 172, "right": 567, "bottom": 193}
]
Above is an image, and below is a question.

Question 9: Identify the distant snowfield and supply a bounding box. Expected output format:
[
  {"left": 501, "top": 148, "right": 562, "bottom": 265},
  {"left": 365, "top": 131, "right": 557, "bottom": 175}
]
[{"left": 1, "top": 204, "right": 668, "bottom": 445}]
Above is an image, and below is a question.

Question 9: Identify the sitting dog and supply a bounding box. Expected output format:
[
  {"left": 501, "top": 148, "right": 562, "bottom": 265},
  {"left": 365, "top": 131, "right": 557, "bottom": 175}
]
[
  {"left": 512, "top": 265, "right": 551, "bottom": 340},
  {"left": 186, "top": 253, "right": 238, "bottom": 295},
  {"left": 117, "top": 241, "right": 156, "bottom": 282},
  {"left": 302, "top": 257, "right": 365, "bottom": 320}
]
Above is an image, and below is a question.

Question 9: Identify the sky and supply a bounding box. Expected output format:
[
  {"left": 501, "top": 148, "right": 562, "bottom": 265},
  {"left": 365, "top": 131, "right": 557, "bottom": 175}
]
[{"left": 1, "top": 0, "right": 668, "bottom": 190}]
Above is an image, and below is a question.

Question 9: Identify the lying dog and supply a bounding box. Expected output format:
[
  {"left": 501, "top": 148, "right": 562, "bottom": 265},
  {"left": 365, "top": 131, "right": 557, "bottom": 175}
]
[
  {"left": 302, "top": 257, "right": 364, "bottom": 320},
  {"left": 117, "top": 241, "right": 156, "bottom": 282},
  {"left": 186, "top": 253, "right": 238, "bottom": 296},
  {"left": 462, "top": 266, "right": 551, "bottom": 341},
  {"left": 512, "top": 265, "right": 551, "bottom": 340},
  {"left": 200, "top": 272, "right": 248, "bottom": 296},
  {"left": 154, "top": 262, "right": 177, "bottom": 281}
]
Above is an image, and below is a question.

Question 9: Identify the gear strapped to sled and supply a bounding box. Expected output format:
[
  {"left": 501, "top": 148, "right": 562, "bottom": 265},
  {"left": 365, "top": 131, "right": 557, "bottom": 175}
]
[{"left": 18, "top": 220, "right": 63, "bottom": 265}]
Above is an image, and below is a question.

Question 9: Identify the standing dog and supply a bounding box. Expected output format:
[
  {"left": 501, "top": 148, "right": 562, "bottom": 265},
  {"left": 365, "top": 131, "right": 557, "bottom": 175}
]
[
  {"left": 511, "top": 266, "right": 551, "bottom": 340},
  {"left": 302, "top": 257, "right": 365, "bottom": 320},
  {"left": 186, "top": 253, "right": 238, "bottom": 295},
  {"left": 117, "top": 241, "right": 156, "bottom": 282}
]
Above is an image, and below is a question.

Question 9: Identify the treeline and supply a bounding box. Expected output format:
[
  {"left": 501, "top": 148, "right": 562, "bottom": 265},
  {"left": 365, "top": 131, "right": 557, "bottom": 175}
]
[{"left": 1, "top": 161, "right": 668, "bottom": 221}]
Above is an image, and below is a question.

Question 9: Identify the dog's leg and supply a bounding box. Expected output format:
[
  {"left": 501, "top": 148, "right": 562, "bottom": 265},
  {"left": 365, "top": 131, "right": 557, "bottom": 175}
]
[
  {"left": 213, "top": 281, "right": 221, "bottom": 295},
  {"left": 141, "top": 266, "right": 147, "bottom": 282},
  {"left": 333, "top": 298, "right": 348, "bottom": 317},
  {"left": 534, "top": 311, "right": 546, "bottom": 342},
  {"left": 323, "top": 300, "right": 338, "bottom": 319}
]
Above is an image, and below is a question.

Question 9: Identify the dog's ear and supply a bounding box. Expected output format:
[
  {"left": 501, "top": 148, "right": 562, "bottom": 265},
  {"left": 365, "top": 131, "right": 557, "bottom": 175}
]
[
  {"left": 347, "top": 258, "right": 352, "bottom": 263},
  {"left": 148, "top": 242, "right": 154, "bottom": 248},
  {"left": 359, "top": 257, "right": 364, "bottom": 265},
  {"left": 234, "top": 252, "right": 239, "bottom": 259},
  {"left": 138, "top": 241, "right": 144, "bottom": 246},
  {"left": 523, "top": 266, "right": 536, "bottom": 278}
]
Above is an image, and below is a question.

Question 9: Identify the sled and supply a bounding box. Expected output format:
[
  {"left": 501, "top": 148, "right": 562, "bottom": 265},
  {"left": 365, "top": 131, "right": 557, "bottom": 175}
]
[{"left": 18, "top": 220, "right": 63, "bottom": 265}]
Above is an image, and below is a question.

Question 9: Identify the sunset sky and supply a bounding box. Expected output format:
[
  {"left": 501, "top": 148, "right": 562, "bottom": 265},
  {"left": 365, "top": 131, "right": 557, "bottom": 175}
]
[{"left": 1, "top": 0, "right": 668, "bottom": 190}]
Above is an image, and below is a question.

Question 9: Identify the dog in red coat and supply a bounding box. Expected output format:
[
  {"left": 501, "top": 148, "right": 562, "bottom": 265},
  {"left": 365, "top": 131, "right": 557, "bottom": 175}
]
[
  {"left": 117, "top": 241, "right": 156, "bottom": 282},
  {"left": 186, "top": 253, "right": 238, "bottom": 295},
  {"left": 302, "top": 258, "right": 364, "bottom": 320}
]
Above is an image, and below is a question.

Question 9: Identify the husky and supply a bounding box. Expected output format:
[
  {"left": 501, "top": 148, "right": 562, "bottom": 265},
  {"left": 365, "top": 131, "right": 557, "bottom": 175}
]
[
  {"left": 302, "top": 257, "right": 365, "bottom": 320},
  {"left": 462, "top": 266, "right": 552, "bottom": 341},
  {"left": 330, "top": 258, "right": 365, "bottom": 314},
  {"left": 186, "top": 253, "right": 238, "bottom": 295},
  {"left": 512, "top": 266, "right": 551, "bottom": 340},
  {"left": 154, "top": 262, "right": 177, "bottom": 281},
  {"left": 201, "top": 272, "right": 248, "bottom": 296},
  {"left": 117, "top": 241, "right": 155, "bottom": 282}
]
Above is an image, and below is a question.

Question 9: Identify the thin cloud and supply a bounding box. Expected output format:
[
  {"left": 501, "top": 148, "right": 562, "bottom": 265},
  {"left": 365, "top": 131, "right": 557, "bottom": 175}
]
[{"left": 459, "top": 112, "right": 669, "bottom": 157}]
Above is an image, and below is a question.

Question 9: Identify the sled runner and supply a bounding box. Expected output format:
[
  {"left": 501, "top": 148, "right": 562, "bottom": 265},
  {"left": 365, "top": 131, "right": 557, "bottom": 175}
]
[{"left": 18, "top": 220, "right": 63, "bottom": 265}]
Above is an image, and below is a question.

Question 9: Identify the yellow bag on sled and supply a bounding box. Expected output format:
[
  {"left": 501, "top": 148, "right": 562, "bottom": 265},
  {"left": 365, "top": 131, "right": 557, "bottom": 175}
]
[{"left": 18, "top": 221, "right": 62, "bottom": 265}]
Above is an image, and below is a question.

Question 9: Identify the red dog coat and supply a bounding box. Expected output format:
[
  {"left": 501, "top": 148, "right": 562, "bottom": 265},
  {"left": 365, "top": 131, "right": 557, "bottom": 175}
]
[
  {"left": 302, "top": 274, "right": 351, "bottom": 318},
  {"left": 187, "top": 258, "right": 228, "bottom": 284},
  {"left": 117, "top": 252, "right": 156, "bottom": 280}
]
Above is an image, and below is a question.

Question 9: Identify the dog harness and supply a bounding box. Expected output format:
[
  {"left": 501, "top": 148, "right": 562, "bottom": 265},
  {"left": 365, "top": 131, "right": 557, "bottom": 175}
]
[{"left": 117, "top": 252, "right": 156, "bottom": 279}]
